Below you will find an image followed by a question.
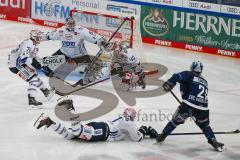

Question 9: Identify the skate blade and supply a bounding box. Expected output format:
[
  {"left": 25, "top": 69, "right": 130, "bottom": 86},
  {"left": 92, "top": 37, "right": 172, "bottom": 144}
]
[
  {"left": 29, "top": 105, "right": 44, "bottom": 110},
  {"left": 215, "top": 145, "right": 225, "bottom": 152},
  {"left": 33, "top": 113, "right": 45, "bottom": 127}
]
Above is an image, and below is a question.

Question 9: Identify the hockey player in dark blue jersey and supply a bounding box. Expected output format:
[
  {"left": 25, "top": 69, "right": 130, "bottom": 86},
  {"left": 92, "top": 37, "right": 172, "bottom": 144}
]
[{"left": 156, "top": 61, "right": 224, "bottom": 152}]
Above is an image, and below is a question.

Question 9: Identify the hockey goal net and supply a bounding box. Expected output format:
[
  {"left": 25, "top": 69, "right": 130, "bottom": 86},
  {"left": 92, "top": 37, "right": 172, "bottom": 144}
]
[{"left": 70, "top": 9, "right": 146, "bottom": 62}]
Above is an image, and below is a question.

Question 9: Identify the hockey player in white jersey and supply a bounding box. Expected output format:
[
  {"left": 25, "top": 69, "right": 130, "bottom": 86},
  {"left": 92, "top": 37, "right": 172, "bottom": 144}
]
[
  {"left": 109, "top": 41, "right": 146, "bottom": 89},
  {"left": 34, "top": 98, "right": 158, "bottom": 142},
  {"left": 8, "top": 30, "right": 54, "bottom": 107},
  {"left": 40, "top": 17, "right": 109, "bottom": 86},
  {"left": 41, "top": 16, "right": 108, "bottom": 64}
]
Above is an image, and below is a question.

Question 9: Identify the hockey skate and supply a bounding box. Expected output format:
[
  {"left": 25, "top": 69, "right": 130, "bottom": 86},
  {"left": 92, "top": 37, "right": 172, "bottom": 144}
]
[
  {"left": 34, "top": 113, "right": 54, "bottom": 129},
  {"left": 208, "top": 138, "right": 224, "bottom": 152},
  {"left": 28, "top": 94, "right": 43, "bottom": 109},
  {"left": 156, "top": 133, "right": 167, "bottom": 143},
  {"left": 41, "top": 88, "right": 55, "bottom": 100}
]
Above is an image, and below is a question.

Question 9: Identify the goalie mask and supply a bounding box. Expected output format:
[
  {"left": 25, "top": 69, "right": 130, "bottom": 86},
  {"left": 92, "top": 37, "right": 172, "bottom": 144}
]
[
  {"left": 123, "top": 107, "right": 137, "bottom": 121},
  {"left": 30, "top": 29, "right": 42, "bottom": 44},
  {"left": 65, "top": 16, "right": 76, "bottom": 32}
]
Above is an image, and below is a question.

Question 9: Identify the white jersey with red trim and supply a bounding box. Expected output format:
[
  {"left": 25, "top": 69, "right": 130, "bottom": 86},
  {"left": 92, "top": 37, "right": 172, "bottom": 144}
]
[
  {"left": 8, "top": 39, "right": 39, "bottom": 68},
  {"left": 45, "top": 26, "right": 102, "bottom": 58},
  {"left": 110, "top": 48, "right": 140, "bottom": 65}
]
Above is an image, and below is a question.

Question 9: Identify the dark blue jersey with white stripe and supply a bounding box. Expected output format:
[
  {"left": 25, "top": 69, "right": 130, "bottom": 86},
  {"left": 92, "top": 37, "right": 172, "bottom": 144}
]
[{"left": 167, "top": 71, "right": 208, "bottom": 110}]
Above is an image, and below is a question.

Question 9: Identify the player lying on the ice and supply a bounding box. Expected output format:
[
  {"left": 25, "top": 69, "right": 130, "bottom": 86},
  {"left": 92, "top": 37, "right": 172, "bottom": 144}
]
[
  {"left": 107, "top": 41, "right": 146, "bottom": 89},
  {"left": 34, "top": 98, "right": 158, "bottom": 142}
]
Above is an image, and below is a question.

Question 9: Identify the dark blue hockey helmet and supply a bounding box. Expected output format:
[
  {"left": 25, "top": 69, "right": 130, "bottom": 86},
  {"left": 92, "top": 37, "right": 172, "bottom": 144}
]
[{"left": 190, "top": 61, "right": 203, "bottom": 73}]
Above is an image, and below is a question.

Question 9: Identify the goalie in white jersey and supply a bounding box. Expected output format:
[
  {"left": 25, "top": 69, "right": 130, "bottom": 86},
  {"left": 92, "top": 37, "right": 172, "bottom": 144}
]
[
  {"left": 34, "top": 98, "right": 158, "bottom": 142},
  {"left": 41, "top": 16, "right": 108, "bottom": 64},
  {"left": 8, "top": 30, "right": 54, "bottom": 107}
]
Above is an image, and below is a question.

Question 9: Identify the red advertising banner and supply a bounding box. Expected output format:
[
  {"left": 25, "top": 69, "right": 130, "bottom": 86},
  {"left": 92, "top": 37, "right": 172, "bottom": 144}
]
[
  {"left": 142, "top": 37, "right": 240, "bottom": 58},
  {"left": 0, "top": 0, "right": 31, "bottom": 23}
]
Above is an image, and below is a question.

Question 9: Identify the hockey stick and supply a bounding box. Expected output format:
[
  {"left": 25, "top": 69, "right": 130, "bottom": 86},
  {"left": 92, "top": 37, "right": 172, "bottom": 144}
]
[
  {"left": 170, "top": 90, "right": 182, "bottom": 104},
  {"left": 90, "top": 17, "right": 128, "bottom": 65},
  {"left": 169, "top": 129, "right": 240, "bottom": 136},
  {"left": 55, "top": 69, "right": 159, "bottom": 96},
  {"left": 55, "top": 76, "right": 111, "bottom": 96},
  {"left": 74, "top": 18, "right": 128, "bottom": 86},
  {"left": 168, "top": 90, "right": 240, "bottom": 136}
]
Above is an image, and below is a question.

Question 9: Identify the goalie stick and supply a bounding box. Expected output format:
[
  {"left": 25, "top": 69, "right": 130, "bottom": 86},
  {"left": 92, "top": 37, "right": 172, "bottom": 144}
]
[
  {"left": 55, "top": 69, "right": 158, "bottom": 96},
  {"left": 90, "top": 17, "right": 129, "bottom": 66}
]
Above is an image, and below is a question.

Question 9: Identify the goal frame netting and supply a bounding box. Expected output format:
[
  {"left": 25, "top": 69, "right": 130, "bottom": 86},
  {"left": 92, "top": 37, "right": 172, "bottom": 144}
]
[
  {"left": 70, "top": 8, "right": 136, "bottom": 48},
  {"left": 70, "top": 8, "right": 146, "bottom": 63}
]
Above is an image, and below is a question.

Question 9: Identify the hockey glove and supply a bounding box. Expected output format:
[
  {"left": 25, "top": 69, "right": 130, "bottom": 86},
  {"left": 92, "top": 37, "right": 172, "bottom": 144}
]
[
  {"left": 97, "top": 37, "right": 109, "bottom": 49},
  {"left": 148, "top": 126, "right": 158, "bottom": 138},
  {"left": 41, "top": 66, "right": 54, "bottom": 77},
  {"left": 138, "top": 125, "right": 148, "bottom": 137},
  {"left": 32, "top": 58, "right": 42, "bottom": 70},
  {"left": 162, "top": 81, "right": 174, "bottom": 92}
]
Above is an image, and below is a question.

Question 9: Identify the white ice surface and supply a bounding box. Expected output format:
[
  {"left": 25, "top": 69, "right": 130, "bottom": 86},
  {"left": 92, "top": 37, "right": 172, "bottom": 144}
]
[{"left": 0, "top": 20, "right": 240, "bottom": 160}]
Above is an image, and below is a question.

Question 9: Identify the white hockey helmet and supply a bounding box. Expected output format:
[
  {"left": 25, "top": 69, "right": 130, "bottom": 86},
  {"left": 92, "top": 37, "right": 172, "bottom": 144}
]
[
  {"left": 65, "top": 16, "right": 76, "bottom": 32},
  {"left": 30, "top": 29, "right": 42, "bottom": 44},
  {"left": 190, "top": 60, "right": 203, "bottom": 73},
  {"left": 105, "top": 42, "right": 118, "bottom": 52},
  {"left": 119, "top": 41, "right": 130, "bottom": 51},
  {"left": 123, "top": 107, "right": 137, "bottom": 121}
]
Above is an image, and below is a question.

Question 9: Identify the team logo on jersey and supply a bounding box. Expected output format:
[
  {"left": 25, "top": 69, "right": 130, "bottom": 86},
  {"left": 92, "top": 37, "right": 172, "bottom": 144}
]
[
  {"left": 62, "top": 41, "right": 75, "bottom": 47},
  {"left": 142, "top": 9, "right": 169, "bottom": 37},
  {"left": 65, "top": 34, "right": 72, "bottom": 40},
  {"left": 94, "top": 129, "right": 103, "bottom": 135}
]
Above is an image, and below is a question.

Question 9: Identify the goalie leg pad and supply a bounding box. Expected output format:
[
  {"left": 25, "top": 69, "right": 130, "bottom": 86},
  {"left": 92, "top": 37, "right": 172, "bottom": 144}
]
[{"left": 41, "top": 54, "right": 67, "bottom": 71}]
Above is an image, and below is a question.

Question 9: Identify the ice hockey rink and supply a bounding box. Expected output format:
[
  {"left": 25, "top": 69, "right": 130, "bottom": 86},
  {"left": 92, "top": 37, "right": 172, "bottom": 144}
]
[{"left": 0, "top": 20, "right": 239, "bottom": 160}]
